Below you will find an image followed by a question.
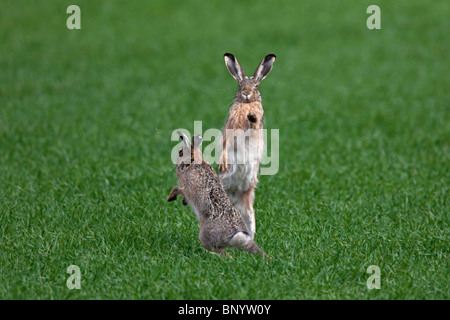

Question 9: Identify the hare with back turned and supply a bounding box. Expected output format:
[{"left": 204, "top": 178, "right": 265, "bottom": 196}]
[
  {"left": 219, "top": 53, "right": 276, "bottom": 239},
  {"left": 168, "top": 131, "right": 266, "bottom": 257}
]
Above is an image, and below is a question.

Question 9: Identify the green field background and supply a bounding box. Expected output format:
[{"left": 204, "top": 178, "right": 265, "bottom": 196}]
[{"left": 0, "top": 0, "right": 449, "bottom": 299}]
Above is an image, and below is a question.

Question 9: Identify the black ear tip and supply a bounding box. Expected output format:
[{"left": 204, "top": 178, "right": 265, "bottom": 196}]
[
  {"left": 266, "top": 54, "right": 277, "bottom": 60},
  {"left": 224, "top": 53, "right": 235, "bottom": 60}
]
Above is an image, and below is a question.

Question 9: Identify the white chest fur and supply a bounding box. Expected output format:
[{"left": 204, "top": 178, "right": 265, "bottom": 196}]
[{"left": 220, "top": 128, "right": 264, "bottom": 193}]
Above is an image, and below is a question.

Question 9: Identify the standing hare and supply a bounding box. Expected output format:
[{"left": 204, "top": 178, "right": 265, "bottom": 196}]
[
  {"left": 219, "top": 53, "right": 276, "bottom": 239},
  {"left": 168, "top": 131, "right": 266, "bottom": 257}
]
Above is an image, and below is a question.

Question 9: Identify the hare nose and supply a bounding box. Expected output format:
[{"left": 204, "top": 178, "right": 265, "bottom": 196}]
[{"left": 242, "top": 92, "right": 250, "bottom": 99}]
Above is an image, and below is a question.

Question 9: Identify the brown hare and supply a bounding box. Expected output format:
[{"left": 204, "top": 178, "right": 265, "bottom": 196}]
[
  {"left": 219, "top": 53, "right": 276, "bottom": 239},
  {"left": 168, "top": 131, "right": 266, "bottom": 257}
]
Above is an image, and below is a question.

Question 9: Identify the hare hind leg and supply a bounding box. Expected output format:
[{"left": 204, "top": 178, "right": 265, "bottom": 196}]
[
  {"left": 235, "top": 189, "right": 256, "bottom": 238},
  {"left": 229, "top": 232, "right": 267, "bottom": 258},
  {"left": 243, "top": 241, "right": 268, "bottom": 258}
]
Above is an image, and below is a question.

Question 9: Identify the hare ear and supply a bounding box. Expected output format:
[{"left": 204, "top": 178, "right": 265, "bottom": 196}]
[
  {"left": 224, "top": 53, "right": 245, "bottom": 83},
  {"left": 177, "top": 130, "right": 191, "bottom": 148},
  {"left": 253, "top": 54, "right": 276, "bottom": 83},
  {"left": 192, "top": 135, "right": 203, "bottom": 149}
]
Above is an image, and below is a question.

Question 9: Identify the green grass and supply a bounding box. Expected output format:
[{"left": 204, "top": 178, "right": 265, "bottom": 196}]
[{"left": 0, "top": 0, "right": 449, "bottom": 299}]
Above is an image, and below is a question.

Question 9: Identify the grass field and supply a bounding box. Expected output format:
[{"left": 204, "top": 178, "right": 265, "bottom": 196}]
[{"left": 0, "top": 0, "right": 449, "bottom": 299}]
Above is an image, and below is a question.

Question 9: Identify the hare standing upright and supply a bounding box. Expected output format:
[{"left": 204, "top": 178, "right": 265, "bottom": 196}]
[
  {"left": 219, "top": 53, "right": 276, "bottom": 239},
  {"left": 168, "top": 131, "right": 266, "bottom": 257}
]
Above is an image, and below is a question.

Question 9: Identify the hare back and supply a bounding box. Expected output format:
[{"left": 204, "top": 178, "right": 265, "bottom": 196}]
[{"left": 176, "top": 164, "right": 220, "bottom": 216}]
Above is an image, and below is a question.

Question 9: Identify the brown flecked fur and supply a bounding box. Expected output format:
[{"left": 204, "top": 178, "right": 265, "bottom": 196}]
[{"left": 168, "top": 131, "right": 265, "bottom": 257}]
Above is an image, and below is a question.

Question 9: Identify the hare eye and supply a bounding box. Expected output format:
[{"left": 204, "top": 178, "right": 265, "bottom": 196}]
[{"left": 179, "top": 148, "right": 183, "bottom": 157}]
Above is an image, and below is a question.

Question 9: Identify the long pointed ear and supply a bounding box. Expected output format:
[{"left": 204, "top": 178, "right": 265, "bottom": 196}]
[
  {"left": 224, "top": 53, "right": 245, "bottom": 83},
  {"left": 253, "top": 54, "right": 276, "bottom": 83},
  {"left": 177, "top": 130, "right": 191, "bottom": 148},
  {"left": 192, "top": 135, "right": 203, "bottom": 163},
  {"left": 192, "top": 135, "right": 203, "bottom": 149}
]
